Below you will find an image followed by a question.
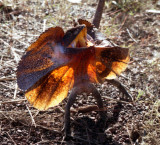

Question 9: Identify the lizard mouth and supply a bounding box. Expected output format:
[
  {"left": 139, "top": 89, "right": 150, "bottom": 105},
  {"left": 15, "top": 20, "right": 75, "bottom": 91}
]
[{"left": 63, "top": 25, "right": 94, "bottom": 48}]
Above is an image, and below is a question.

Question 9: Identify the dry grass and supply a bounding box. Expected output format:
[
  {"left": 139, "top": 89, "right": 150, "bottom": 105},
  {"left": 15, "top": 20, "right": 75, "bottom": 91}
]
[{"left": 0, "top": 0, "right": 160, "bottom": 144}]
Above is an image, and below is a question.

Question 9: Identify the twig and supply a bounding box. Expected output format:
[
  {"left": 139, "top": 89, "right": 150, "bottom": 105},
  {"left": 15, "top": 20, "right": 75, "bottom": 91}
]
[
  {"left": 26, "top": 105, "right": 36, "bottom": 127},
  {"left": 0, "top": 110, "right": 35, "bottom": 114},
  {"left": 0, "top": 99, "right": 26, "bottom": 105},
  {"left": 126, "top": 124, "right": 134, "bottom": 145},
  {"left": 36, "top": 124, "right": 62, "bottom": 134},
  {"left": 36, "top": 140, "right": 62, "bottom": 144},
  {"left": 32, "top": 110, "right": 40, "bottom": 118},
  {"left": 0, "top": 38, "right": 20, "bottom": 63},
  {"left": 4, "top": 60, "right": 17, "bottom": 68},
  {"left": 72, "top": 135, "right": 96, "bottom": 144},
  {"left": 126, "top": 28, "right": 138, "bottom": 43},
  {"left": 70, "top": 98, "right": 133, "bottom": 114},
  {"left": 0, "top": 83, "right": 15, "bottom": 89},
  {"left": 0, "top": 55, "right": 3, "bottom": 64},
  {"left": 71, "top": 105, "right": 99, "bottom": 113},
  {"left": 119, "top": 74, "right": 131, "bottom": 81},
  {"left": 103, "top": 96, "right": 133, "bottom": 105},
  {"left": 6, "top": 132, "right": 17, "bottom": 145},
  {"left": 106, "top": 9, "right": 122, "bottom": 16},
  {"left": 61, "top": 136, "right": 65, "bottom": 145},
  {"left": 1, "top": 28, "right": 28, "bottom": 47},
  {"left": 0, "top": 77, "right": 16, "bottom": 82},
  {"left": 43, "top": 19, "right": 47, "bottom": 32},
  {"left": 13, "top": 83, "right": 18, "bottom": 99},
  {"left": 117, "top": 15, "right": 128, "bottom": 32},
  {"left": 0, "top": 111, "right": 16, "bottom": 121},
  {"left": 146, "top": 9, "right": 160, "bottom": 14}
]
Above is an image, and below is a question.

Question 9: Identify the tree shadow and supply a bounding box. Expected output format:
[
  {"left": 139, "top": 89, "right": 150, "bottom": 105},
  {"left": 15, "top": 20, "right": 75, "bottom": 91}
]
[{"left": 67, "top": 102, "right": 123, "bottom": 145}]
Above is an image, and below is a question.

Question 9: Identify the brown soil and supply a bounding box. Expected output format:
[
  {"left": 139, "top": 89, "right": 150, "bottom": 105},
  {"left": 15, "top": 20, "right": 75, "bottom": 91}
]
[{"left": 0, "top": 0, "right": 160, "bottom": 144}]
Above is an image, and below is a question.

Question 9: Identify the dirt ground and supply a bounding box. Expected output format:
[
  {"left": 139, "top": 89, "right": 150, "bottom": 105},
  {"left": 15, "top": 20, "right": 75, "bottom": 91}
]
[{"left": 0, "top": 0, "right": 160, "bottom": 144}]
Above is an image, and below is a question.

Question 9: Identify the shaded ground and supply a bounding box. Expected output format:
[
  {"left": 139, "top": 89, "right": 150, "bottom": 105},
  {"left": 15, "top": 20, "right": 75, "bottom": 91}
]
[{"left": 0, "top": 0, "right": 160, "bottom": 144}]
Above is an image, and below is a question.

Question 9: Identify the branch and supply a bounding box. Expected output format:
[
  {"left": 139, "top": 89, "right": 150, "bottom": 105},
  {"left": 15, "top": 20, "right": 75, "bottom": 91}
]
[{"left": 92, "top": 0, "right": 105, "bottom": 28}]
